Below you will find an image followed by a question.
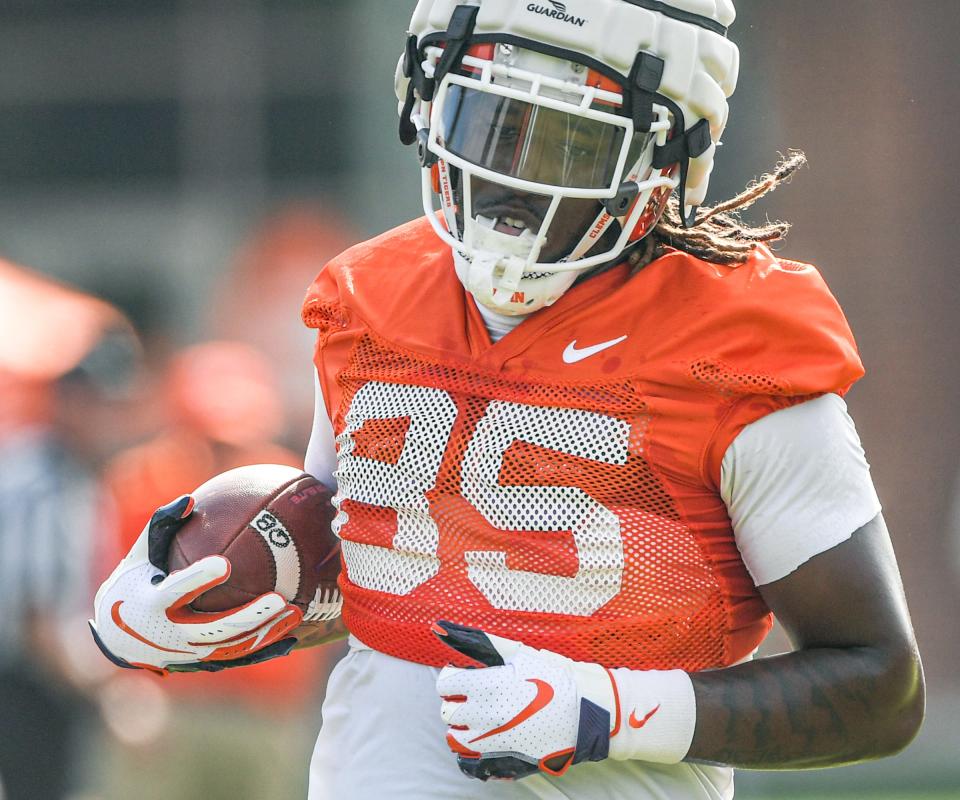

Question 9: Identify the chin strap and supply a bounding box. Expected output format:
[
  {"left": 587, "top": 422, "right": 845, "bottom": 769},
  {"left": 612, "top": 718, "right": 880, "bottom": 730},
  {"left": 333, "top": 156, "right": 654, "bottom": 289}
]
[{"left": 468, "top": 251, "right": 508, "bottom": 307}]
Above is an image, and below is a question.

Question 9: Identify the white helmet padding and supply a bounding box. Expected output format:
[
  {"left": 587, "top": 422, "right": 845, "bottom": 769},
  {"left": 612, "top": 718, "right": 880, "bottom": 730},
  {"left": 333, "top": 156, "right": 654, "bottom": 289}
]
[
  {"left": 396, "top": 0, "right": 740, "bottom": 314},
  {"left": 402, "top": 0, "right": 739, "bottom": 209}
]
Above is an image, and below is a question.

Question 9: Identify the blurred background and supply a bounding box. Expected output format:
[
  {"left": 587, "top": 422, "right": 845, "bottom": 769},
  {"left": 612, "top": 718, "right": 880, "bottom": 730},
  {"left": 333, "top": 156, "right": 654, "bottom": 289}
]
[{"left": 0, "top": 1, "right": 955, "bottom": 798}]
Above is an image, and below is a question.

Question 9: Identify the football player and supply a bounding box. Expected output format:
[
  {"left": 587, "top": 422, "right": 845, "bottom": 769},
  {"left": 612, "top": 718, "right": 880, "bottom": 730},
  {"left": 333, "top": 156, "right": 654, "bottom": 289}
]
[{"left": 91, "top": 2, "right": 925, "bottom": 798}]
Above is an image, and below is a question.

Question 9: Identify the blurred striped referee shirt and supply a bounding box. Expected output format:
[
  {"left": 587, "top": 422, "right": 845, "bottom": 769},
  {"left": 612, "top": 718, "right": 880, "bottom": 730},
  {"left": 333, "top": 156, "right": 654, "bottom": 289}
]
[{"left": 0, "top": 427, "right": 100, "bottom": 665}]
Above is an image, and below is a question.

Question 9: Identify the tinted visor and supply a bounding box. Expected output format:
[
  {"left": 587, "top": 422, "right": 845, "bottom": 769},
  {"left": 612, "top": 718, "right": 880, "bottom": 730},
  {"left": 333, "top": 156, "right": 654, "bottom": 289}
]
[{"left": 439, "top": 84, "right": 637, "bottom": 190}]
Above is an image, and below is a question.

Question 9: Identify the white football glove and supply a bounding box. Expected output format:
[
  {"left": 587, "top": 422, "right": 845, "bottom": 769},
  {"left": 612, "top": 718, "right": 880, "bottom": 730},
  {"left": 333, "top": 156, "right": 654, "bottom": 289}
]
[
  {"left": 90, "top": 496, "right": 303, "bottom": 674},
  {"left": 433, "top": 621, "right": 697, "bottom": 781}
]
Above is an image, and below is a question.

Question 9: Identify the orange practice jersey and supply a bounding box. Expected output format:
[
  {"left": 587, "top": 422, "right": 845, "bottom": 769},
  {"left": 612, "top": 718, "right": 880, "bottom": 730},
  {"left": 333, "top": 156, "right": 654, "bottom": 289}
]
[{"left": 302, "top": 217, "right": 864, "bottom": 672}]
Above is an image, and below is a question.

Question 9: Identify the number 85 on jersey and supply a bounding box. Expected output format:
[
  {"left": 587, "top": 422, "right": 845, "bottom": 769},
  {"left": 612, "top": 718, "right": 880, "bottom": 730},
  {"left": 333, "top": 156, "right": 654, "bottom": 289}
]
[{"left": 333, "top": 381, "right": 631, "bottom": 618}]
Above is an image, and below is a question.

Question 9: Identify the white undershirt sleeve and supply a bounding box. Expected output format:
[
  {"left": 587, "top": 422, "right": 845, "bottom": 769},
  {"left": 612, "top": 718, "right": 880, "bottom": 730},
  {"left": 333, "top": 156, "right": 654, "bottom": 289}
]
[
  {"left": 720, "top": 393, "right": 882, "bottom": 587},
  {"left": 304, "top": 370, "right": 338, "bottom": 491}
]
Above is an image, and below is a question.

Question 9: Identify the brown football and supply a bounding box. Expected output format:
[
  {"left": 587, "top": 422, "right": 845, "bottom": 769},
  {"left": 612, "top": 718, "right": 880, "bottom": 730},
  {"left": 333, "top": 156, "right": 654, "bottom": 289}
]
[{"left": 166, "top": 464, "right": 340, "bottom": 613}]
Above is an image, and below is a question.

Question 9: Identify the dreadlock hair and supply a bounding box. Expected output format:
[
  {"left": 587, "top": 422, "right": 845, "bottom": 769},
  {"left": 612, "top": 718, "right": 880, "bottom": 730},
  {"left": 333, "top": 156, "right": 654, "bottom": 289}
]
[{"left": 629, "top": 150, "right": 808, "bottom": 271}]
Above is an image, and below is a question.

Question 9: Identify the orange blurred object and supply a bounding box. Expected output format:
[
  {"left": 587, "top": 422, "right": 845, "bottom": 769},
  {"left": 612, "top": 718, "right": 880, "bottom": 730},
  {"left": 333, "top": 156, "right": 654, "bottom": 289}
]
[
  {"left": 212, "top": 205, "right": 360, "bottom": 437},
  {"left": 166, "top": 341, "right": 285, "bottom": 447},
  {"left": 0, "top": 373, "right": 54, "bottom": 433},
  {"left": 0, "top": 259, "right": 138, "bottom": 438},
  {"left": 0, "top": 259, "right": 128, "bottom": 382}
]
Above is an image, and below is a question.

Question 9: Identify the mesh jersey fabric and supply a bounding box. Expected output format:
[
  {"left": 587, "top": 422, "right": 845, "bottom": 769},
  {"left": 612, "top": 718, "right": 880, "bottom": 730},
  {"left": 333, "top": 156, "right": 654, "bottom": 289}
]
[
  {"left": 302, "top": 217, "right": 864, "bottom": 672},
  {"left": 305, "top": 385, "right": 883, "bottom": 592}
]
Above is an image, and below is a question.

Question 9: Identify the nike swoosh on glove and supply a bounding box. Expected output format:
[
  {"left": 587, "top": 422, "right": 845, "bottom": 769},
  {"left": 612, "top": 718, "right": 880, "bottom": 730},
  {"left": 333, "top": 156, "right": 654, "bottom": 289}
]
[
  {"left": 433, "top": 621, "right": 697, "bottom": 781},
  {"left": 89, "top": 495, "right": 302, "bottom": 675}
]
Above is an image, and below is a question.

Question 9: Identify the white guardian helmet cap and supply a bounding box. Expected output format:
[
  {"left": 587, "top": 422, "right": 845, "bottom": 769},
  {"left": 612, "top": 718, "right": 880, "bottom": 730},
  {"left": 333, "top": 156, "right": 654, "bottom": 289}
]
[{"left": 396, "top": 0, "right": 739, "bottom": 315}]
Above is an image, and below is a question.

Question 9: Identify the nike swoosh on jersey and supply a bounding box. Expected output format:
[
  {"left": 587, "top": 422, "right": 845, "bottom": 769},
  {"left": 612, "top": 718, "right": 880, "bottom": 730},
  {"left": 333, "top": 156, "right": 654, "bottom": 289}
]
[
  {"left": 628, "top": 703, "right": 661, "bottom": 729},
  {"left": 469, "top": 678, "right": 555, "bottom": 743},
  {"left": 562, "top": 335, "right": 628, "bottom": 364}
]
